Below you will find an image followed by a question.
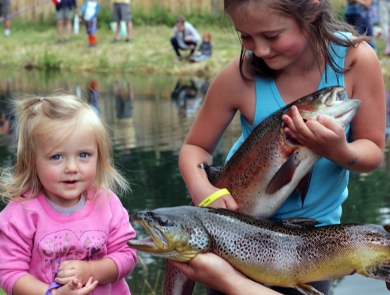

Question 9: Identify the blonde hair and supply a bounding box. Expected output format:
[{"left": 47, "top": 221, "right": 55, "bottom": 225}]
[{"left": 0, "top": 94, "right": 130, "bottom": 203}]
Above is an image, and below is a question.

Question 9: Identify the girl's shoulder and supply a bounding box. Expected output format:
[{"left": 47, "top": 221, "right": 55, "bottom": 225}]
[
  {"left": 214, "top": 56, "right": 254, "bottom": 96},
  {"left": 0, "top": 194, "right": 42, "bottom": 214},
  {"left": 89, "top": 188, "right": 123, "bottom": 207},
  {"left": 0, "top": 196, "right": 43, "bottom": 237},
  {"left": 345, "top": 40, "right": 380, "bottom": 71}
]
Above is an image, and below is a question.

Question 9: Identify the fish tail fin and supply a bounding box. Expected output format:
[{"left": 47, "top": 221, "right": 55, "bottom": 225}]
[
  {"left": 363, "top": 257, "right": 390, "bottom": 281},
  {"left": 199, "top": 163, "right": 223, "bottom": 185},
  {"left": 294, "top": 283, "right": 324, "bottom": 295}
]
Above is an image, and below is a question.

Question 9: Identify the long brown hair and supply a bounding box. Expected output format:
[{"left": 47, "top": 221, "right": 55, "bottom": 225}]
[{"left": 223, "top": 0, "right": 370, "bottom": 80}]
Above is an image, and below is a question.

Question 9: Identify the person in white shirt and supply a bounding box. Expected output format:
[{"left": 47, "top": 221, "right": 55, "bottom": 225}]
[{"left": 170, "top": 16, "right": 202, "bottom": 61}]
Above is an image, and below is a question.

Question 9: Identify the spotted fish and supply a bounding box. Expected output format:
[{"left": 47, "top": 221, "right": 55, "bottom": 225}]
[
  {"left": 128, "top": 206, "right": 390, "bottom": 295},
  {"left": 200, "top": 86, "right": 361, "bottom": 218}
]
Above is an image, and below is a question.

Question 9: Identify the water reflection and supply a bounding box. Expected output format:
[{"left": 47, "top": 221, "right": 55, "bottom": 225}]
[
  {"left": 113, "top": 80, "right": 136, "bottom": 158},
  {"left": 171, "top": 78, "right": 209, "bottom": 118},
  {"left": 0, "top": 71, "right": 389, "bottom": 295},
  {"left": 387, "top": 90, "right": 390, "bottom": 144}
]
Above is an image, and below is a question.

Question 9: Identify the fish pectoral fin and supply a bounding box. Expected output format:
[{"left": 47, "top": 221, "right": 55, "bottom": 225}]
[
  {"left": 296, "top": 170, "right": 313, "bottom": 208},
  {"left": 294, "top": 283, "right": 324, "bottom": 295},
  {"left": 364, "top": 257, "right": 390, "bottom": 281},
  {"left": 277, "top": 217, "right": 320, "bottom": 228},
  {"left": 266, "top": 151, "right": 299, "bottom": 194}
]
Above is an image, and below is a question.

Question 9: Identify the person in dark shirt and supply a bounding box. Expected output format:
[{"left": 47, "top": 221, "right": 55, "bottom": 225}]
[
  {"left": 54, "top": 0, "right": 77, "bottom": 44},
  {"left": 0, "top": 0, "right": 11, "bottom": 37}
]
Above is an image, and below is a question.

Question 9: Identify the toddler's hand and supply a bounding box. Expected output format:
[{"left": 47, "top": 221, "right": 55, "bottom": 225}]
[
  {"left": 53, "top": 277, "right": 98, "bottom": 295},
  {"left": 56, "top": 260, "right": 91, "bottom": 286}
]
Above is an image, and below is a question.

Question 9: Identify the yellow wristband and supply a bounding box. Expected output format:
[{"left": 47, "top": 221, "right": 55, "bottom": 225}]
[{"left": 199, "top": 188, "right": 230, "bottom": 207}]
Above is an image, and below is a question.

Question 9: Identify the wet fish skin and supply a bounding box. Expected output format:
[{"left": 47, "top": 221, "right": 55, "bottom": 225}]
[
  {"left": 157, "top": 86, "right": 361, "bottom": 295},
  {"left": 163, "top": 260, "right": 195, "bottom": 295},
  {"left": 201, "top": 86, "right": 361, "bottom": 218},
  {"left": 128, "top": 206, "right": 390, "bottom": 295}
]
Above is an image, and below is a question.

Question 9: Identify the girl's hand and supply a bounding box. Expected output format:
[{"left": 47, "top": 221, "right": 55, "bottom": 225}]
[
  {"left": 170, "top": 254, "right": 281, "bottom": 295},
  {"left": 53, "top": 277, "right": 98, "bottom": 295},
  {"left": 56, "top": 260, "right": 91, "bottom": 286},
  {"left": 170, "top": 253, "right": 241, "bottom": 291},
  {"left": 192, "top": 184, "right": 238, "bottom": 211},
  {"left": 205, "top": 193, "right": 238, "bottom": 211},
  {"left": 282, "top": 105, "right": 348, "bottom": 160}
]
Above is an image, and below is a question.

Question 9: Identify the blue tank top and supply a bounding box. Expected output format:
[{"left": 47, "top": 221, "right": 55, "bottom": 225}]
[{"left": 225, "top": 36, "right": 351, "bottom": 225}]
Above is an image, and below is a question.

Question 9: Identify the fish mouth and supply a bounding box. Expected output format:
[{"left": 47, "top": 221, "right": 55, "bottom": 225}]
[
  {"left": 128, "top": 210, "right": 205, "bottom": 262},
  {"left": 319, "top": 99, "right": 361, "bottom": 126},
  {"left": 129, "top": 220, "right": 168, "bottom": 249},
  {"left": 128, "top": 219, "right": 183, "bottom": 259},
  {"left": 140, "top": 220, "right": 169, "bottom": 249}
]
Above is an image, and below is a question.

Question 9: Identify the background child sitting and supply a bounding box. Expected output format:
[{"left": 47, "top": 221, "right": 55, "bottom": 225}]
[{"left": 190, "top": 32, "right": 213, "bottom": 62}]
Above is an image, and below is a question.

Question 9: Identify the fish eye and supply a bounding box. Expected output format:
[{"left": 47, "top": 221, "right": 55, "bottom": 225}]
[{"left": 157, "top": 217, "right": 169, "bottom": 226}]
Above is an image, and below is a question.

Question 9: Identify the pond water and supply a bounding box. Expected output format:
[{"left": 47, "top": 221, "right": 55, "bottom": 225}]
[{"left": 0, "top": 70, "right": 389, "bottom": 295}]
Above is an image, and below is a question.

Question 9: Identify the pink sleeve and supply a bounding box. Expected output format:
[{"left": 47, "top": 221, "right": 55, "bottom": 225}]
[
  {"left": 0, "top": 204, "right": 35, "bottom": 295},
  {"left": 104, "top": 194, "right": 138, "bottom": 281}
]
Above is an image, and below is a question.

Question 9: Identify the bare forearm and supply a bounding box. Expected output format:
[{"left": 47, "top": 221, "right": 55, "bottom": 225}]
[
  {"left": 88, "top": 258, "right": 118, "bottom": 284},
  {"left": 221, "top": 278, "right": 282, "bottom": 295},
  {"left": 179, "top": 144, "right": 216, "bottom": 204},
  {"left": 12, "top": 274, "right": 48, "bottom": 295},
  {"left": 355, "top": 0, "right": 372, "bottom": 8},
  {"left": 329, "top": 139, "right": 383, "bottom": 173}
]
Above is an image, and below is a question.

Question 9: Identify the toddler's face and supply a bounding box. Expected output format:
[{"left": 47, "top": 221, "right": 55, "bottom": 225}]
[{"left": 35, "top": 126, "right": 98, "bottom": 207}]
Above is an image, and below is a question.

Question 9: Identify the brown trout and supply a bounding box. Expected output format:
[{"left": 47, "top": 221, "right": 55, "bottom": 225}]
[
  {"left": 159, "top": 86, "right": 361, "bottom": 295},
  {"left": 128, "top": 206, "right": 390, "bottom": 295},
  {"left": 200, "top": 86, "right": 361, "bottom": 218}
]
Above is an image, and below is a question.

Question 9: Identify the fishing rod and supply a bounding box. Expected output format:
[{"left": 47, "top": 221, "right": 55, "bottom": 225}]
[{"left": 0, "top": 0, "right": 51, "bottom": 23}]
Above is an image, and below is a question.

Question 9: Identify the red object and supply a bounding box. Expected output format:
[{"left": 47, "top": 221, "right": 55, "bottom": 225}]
[{"left": 52, "top": 0, "right": 61, "bottom": 4}]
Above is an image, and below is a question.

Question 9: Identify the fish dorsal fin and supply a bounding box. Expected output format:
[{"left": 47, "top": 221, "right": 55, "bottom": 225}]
[
  {"left": 199, "top": 163, "right": 222, "bottom": 185},
  {"left": 278, "top": 217, "right": 320, "bottom": 228},
  {"left": 295, "top": 282, "right": 324, "bottom": 295},
  {"left": 265, "top": 150, "right": 299, "bottom": 194},
  {"left": 384, "top": 225, "right": 390, "bottom": 233},
  {"left": 296, "top": 170, "right": 313, "bottom": 208}
]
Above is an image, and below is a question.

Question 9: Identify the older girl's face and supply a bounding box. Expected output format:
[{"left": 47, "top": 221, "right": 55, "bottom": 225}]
[{"left": 229, "top": 2, "right": 309, "bottom": 71}]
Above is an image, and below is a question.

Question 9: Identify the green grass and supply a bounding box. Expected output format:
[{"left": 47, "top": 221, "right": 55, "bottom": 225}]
[
  {"left": 0, "top": 4, "right": 239, "bottom": 78},
  {"left": 1, "top": 2, "right": 390, "bottom": 81},
  {"left": 0, "top": 21, "right": 240, "bottom": 78}
]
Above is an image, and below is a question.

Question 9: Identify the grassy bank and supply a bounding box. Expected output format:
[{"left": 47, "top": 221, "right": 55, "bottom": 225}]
[
  {"left": 0, "top": 21, "right": 241, "bottom": 78},
  {"left": 1, "top": 21, "right": 390, "bottom": 82}
]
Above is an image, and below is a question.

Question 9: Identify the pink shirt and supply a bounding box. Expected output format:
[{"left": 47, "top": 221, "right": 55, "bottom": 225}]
[{"left": 0, "top": 189, "right": 137, "bottom": 295}]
